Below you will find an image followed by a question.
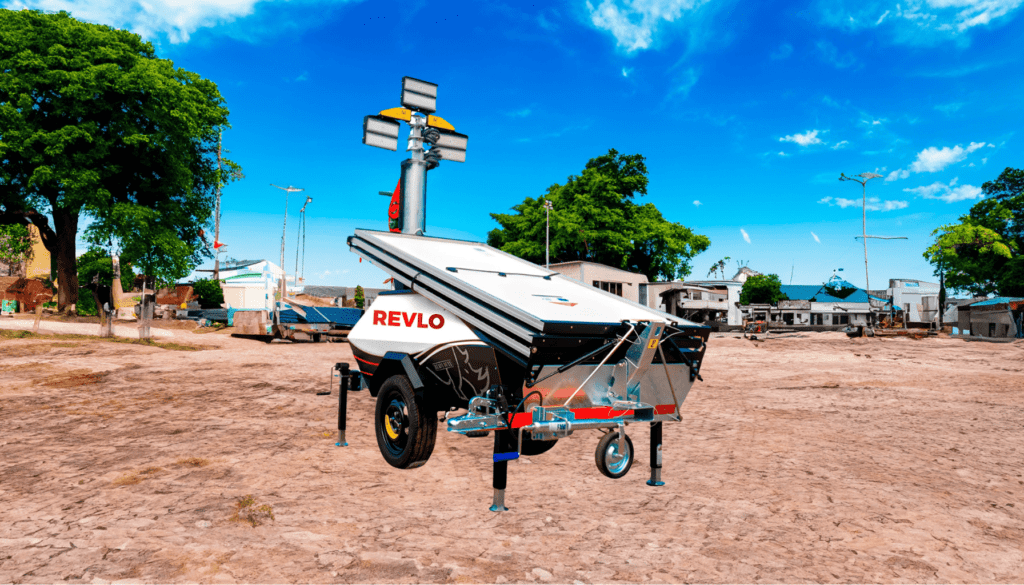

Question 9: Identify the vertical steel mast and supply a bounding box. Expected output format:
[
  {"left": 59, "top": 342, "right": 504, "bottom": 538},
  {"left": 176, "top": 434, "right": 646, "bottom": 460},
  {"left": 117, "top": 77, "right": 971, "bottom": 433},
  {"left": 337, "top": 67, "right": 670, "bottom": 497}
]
[{"left": 362, "top": 77, "right": 469, "bottom": 239}]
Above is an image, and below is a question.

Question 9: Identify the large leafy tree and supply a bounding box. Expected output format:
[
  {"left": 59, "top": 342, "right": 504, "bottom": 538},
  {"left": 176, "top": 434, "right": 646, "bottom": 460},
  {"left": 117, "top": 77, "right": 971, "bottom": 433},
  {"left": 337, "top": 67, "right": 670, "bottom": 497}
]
[
  {"left": 0, "top": 10, "right": 240, "bottom": 311},
  {"left": 487, "top": 149, "right": 710, "bottom": 281},
  {"left": 739, "top": 274, "right": 787, "bottom": 305},
  {"left": 924, "top": 167, "right": 1022, "bottom": 297}
]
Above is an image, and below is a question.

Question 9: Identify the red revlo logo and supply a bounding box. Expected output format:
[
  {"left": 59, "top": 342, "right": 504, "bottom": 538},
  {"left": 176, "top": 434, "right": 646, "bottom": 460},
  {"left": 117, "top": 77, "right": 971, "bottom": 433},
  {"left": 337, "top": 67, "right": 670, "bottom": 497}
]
[{"left": 373, "top": 310, "right": 445, "bottom": 329}]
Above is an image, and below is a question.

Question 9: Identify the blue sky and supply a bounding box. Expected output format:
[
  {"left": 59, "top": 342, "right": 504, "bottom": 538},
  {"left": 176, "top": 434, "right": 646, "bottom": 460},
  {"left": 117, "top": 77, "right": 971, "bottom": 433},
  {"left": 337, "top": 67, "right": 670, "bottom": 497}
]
[{"left": 8, "top": 0, "right": 1023, "bottom": 291}]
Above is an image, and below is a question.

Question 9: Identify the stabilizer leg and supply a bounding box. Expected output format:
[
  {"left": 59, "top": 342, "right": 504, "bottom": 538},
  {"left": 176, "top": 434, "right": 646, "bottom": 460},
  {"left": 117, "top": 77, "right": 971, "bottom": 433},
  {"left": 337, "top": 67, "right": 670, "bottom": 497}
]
[
  {"left": 647, "top": 421, "right": 664, "bottom": 486},
  {"left": 491, "top": 428, "right": 516, "bottom": 511}
]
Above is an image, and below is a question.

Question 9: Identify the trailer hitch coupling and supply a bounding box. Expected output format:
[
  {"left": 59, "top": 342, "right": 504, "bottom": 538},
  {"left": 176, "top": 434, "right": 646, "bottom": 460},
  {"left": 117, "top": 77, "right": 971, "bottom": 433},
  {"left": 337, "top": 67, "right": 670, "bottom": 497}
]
[{"left": 447, "top": 396, "right": 508, "bottom": 434}]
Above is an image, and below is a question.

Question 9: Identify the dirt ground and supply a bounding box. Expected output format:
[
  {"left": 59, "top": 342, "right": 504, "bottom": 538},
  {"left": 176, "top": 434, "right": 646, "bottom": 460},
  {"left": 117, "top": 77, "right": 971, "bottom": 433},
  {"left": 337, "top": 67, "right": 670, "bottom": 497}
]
[{"left": 1, "top": 330, "right": 1023, "bottom": 584}]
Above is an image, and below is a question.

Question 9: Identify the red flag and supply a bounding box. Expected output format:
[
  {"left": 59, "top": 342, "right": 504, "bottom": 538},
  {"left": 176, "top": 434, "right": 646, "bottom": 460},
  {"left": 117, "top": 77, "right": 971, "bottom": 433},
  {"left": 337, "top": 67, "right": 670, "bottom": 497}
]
[
  {"left": 389, "top": 179, "right": 401, "bottom": 233},
  {"left": 214, "top": 240, "right": 225, "bottom": 249}
]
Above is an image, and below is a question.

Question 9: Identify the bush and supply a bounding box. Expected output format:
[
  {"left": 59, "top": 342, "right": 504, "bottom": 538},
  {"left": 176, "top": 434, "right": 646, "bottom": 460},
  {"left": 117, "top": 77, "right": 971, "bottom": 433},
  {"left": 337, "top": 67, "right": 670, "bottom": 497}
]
[{"left": 192, "top": 278, "right": 224, "bottom": 308}]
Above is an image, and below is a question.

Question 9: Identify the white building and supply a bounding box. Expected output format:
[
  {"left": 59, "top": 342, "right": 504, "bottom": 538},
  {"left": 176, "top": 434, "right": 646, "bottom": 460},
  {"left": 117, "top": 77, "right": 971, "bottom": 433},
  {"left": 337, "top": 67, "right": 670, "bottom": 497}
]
[
  {"left": 547, "top": 261, "right": 648, "bottom": 304},
  {"left": 887, "top": 279, "right": 940, "bottom": 325},
  {"left": 218, "top": 259, "right": 289, "bottom": 311},
  {"left": 642, "top": 280, "right": 745, "bottom": 327}
]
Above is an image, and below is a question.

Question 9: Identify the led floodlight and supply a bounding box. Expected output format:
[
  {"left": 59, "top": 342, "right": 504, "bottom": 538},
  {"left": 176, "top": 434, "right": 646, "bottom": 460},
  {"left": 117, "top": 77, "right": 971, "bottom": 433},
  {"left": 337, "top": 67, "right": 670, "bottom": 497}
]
[
  {"left": 433, "top": 130, "right": 468, "bottom": 150},
  {"left": 363, "top": 115, "right": 400, "bottom": 151},
  {"left": 429, "top": 145, "right": 466, "bottom": 163},
  {"left": 401, "top": 76, "right": 438, "bottom": 113}
]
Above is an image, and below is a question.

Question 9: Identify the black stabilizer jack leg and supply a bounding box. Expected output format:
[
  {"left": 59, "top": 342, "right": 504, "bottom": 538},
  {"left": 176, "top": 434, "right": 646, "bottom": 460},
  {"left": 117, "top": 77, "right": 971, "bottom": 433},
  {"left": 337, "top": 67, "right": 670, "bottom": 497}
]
[
  {"left": 647, "top": 421, "right": 665, "bottom": 486},
  {"left": 336, "top": 362, "right": 349, "bottom": 447},
  {"left": 491, "top": 428, "right": 516, "bottom": 511}
]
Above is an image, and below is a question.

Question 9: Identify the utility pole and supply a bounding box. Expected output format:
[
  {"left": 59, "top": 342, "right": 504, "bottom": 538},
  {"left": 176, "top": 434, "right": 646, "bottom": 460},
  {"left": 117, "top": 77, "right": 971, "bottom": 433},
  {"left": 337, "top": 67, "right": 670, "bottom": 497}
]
[
  {"left": 543, "top": 199, "right": 553, "bottom": 268},
  {"left": 214, "top": 130, "right": 223, "bottom": 282}
]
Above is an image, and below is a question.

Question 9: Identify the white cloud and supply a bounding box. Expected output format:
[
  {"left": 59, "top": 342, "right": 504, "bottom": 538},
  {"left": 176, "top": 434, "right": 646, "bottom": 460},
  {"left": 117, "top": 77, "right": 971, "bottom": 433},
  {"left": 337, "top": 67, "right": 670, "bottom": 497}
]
[
  {"left": 886, "top": 169, "right": 910, "bottom": 181},
  {"left": 779, "top": 129, "right": 824, "bottom": 146},
  {"left": 2, "top": 0, "right": 301, "bottom": 43},
  {"left": 506, "top": 108, "right": 532, "bottom": 118},
  {"left": 811, "top": 231, "right": 821, "bottom": 243},
  {"left": 740, "top": 228, "right": 751, "bottom": 243},
  {"left": 820, "top": 0, "right": 1024, "bottom": 44},
  {"left": 820, "top": 196, "right": 909, "bottom": 211},
  {"left": 816, "top": 40, "right": 858, "bottom": 68},
  {"left": 770, "top": 43, "right": 793, "bottom": 59},
  {"left": 622, "top": 67, "right": 633, "bottom": 77},
  {"left": 671, "top": 67, "right": 700, "bottom": 97},
  {"left": 832, "top": 140, "right": 849, "bottom": 150},
  {"left": 585, "top": 0, "right": 712, "bottom": 52},
  {"left": 909, "top": 141, "right": 988, "bottom": 173},
  {"left": 903, "top": 178, "right": 985, "bottom": 202},
  {"left": 693, "top": 200, "right": 702, "bottom": 206}
]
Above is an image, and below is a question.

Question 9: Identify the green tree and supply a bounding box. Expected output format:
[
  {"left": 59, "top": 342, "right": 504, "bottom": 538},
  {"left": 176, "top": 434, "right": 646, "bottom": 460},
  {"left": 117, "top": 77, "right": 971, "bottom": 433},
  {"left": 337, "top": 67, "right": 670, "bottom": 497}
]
[
  {"left": 487, "top": 149, "right": 710, "bottom": 281},
  {"left": 354, "top": 285, "right": 365, "bottom": 309},
  {"left": 923, "top": 167, "right": 1022, "bottom": 296},
  {"left": 0, "top": 223, "right": 32, "bottom": 276},
  {"left": 740, "top": 274, "right": 788, "bottom": 305},
  {"left": 0, "top": 10, "right": 240, "bottom": 312},
  {"left": 192, "top": 278, "right": 223, "bottom": 308}
]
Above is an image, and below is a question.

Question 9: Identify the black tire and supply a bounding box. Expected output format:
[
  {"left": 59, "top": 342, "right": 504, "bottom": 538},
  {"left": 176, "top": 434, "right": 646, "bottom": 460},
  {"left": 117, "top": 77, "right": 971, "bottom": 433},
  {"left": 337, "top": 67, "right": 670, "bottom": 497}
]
[
  {"left": 374, "top": 375, "right": 437, "bottom": 469},
  {"left": 595, "top": 430, "right": 633, "bottom": 479},
  {"left": 520, "top": 434, "right": 557, "bottom": 457}
]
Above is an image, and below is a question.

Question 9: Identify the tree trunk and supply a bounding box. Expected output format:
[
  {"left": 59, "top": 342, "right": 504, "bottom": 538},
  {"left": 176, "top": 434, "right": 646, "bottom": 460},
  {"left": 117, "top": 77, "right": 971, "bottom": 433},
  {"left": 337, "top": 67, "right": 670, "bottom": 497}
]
[{"left": 50, "top": 209, "right": 79, "bottom": 314}]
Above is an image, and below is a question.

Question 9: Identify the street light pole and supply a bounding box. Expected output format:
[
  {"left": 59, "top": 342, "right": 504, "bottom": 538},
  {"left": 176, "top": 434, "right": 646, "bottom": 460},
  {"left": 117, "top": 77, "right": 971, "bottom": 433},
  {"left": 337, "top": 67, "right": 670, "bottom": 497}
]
[
  {"left": 543, "top": 199, "right": 553, "bottom": 268},
  {"left": 839, "top": 172, "right": 883, "bottom": 293},
  {"left": 295, "top": 196, "right": 312, "bottom": 282},
  {"left": 270, "top": 184, "right": 304, "bottom": 327}
]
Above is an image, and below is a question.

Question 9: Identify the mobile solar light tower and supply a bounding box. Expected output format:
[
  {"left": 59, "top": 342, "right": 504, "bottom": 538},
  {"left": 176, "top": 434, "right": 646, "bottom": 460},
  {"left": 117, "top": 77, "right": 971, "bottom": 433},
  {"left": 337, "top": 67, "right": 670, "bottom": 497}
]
[{"left": 344, "top": 77, "right": 710, "bottom": 511}]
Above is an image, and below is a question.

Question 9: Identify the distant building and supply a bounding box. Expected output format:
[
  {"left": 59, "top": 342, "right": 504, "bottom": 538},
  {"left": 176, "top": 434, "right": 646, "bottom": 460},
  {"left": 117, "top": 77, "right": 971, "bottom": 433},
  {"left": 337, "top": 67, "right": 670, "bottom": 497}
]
[
  {"left": 218, "top": 259, "right": 288, "bottom": 312},
  {"left": 957, "top": 297, "right": 1024, "bottom": 338},
  {"left": 548, "top": 261, "right": 648, "bottom": 304},
  {"left": 731, "top": 266, "right": 760, "bottom": 283},
  {"left": 0, "top": 224, "right": 50, "bottom": 279},
  {"left": 887, "top": 279, "right": 941, "bottom": 326}
]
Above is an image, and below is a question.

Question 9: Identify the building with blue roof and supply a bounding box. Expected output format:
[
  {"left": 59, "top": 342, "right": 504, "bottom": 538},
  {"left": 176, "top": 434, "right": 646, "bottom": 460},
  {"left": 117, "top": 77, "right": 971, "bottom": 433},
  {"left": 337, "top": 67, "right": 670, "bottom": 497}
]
[{"left": 957, "top": 296, "right": 1024, "bottom": 338}]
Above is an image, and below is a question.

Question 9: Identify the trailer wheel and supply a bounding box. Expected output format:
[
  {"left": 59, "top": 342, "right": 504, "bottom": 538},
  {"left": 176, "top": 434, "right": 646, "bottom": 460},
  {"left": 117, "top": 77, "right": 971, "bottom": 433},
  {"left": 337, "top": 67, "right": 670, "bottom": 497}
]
[
  {"left": 595, "top": 430, "right": 633, "bottom": 479},
  {"left": 374, "top": 375, "right": 437, "bottom": 469}
]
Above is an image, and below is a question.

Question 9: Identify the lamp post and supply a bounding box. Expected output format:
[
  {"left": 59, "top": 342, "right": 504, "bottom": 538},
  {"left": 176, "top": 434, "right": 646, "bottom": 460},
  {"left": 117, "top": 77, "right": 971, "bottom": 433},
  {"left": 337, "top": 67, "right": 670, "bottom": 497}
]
[
  {"left": 839, "top": 172, "right": 883, "bottom": 293},
  {"left": 270, "top": 184, "right": 304, "bottom": 327},
  {"left": 295, "top": 196, "right": 312, "bottom": 283},
  {"left": 543, "top": 199, "right": 554, "bottom": 268}
]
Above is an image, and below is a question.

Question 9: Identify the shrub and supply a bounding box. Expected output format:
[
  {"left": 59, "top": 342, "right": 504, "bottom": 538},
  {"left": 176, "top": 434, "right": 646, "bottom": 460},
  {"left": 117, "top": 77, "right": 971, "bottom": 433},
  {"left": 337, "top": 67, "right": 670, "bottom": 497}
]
[{"left": 192, "top": 278, "right": 224, "bottom": 308}]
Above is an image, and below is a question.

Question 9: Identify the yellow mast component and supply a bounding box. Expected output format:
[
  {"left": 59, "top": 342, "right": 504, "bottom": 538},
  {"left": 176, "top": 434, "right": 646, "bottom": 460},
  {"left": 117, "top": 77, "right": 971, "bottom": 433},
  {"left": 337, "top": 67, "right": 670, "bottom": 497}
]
[
  {"left": 426, "top": 115, "right": 455, "bottom": 131},
  {"left": 379, "top": 107, "right": 412, "bottom": 121}
]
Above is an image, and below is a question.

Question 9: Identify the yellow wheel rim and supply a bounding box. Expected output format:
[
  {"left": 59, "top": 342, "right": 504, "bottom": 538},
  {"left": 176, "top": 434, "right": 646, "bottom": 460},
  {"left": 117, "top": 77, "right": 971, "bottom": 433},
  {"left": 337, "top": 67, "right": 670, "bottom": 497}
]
[{"left": 384, "top": 416, "right": 400, "bottom": 440}]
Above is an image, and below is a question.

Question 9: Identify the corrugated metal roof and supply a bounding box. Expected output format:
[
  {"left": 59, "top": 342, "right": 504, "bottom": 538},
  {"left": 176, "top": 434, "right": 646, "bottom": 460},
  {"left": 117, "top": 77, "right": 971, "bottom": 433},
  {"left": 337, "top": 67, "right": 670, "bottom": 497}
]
[{"left": 970, "top": 296, "right": 1024, "bottom": 307}]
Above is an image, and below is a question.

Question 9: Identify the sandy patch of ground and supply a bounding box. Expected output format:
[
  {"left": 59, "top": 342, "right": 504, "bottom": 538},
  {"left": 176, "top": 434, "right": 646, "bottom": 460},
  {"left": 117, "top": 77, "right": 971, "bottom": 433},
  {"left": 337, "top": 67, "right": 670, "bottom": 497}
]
[{"left": 0, "top": 331, "right": 1022, "bottom": 583}]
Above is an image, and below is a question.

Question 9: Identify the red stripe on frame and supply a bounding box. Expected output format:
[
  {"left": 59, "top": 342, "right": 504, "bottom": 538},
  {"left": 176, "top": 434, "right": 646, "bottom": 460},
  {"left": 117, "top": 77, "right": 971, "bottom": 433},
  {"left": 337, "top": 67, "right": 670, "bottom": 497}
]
[
  {"left": 508, "top": 405, "right": 677, "bottom": 429},
  {"left": 354, "top": 355, "right": 379, "bottom": 367}
]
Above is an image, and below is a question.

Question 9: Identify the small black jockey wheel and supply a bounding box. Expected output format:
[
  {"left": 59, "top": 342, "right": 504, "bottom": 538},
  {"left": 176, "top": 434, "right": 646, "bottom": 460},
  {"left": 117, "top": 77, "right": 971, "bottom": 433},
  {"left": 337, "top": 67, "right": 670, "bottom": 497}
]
[
  {"left": 374, "top": 375, "right": 437, "bottom": 469},
  {"left": 595, "top": 429, "right": 634, "bottom": 479}
]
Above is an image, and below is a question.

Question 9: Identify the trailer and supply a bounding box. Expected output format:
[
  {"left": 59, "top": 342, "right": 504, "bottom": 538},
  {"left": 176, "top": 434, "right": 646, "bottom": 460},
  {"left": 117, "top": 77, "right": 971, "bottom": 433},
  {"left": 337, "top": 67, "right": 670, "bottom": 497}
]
[
  {"left": 337, "top": 77, "right": 710, "bottom": 510},
  {"left": 343, "top": 228, "right": 709, "bottom": 510}
]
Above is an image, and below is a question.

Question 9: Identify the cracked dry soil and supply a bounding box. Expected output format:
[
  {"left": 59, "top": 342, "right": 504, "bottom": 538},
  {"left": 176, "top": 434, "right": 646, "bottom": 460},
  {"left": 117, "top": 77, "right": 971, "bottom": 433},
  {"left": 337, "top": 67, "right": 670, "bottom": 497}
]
[{"left": 1, "top": 331, "right": 1023, "bottom": 583}]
